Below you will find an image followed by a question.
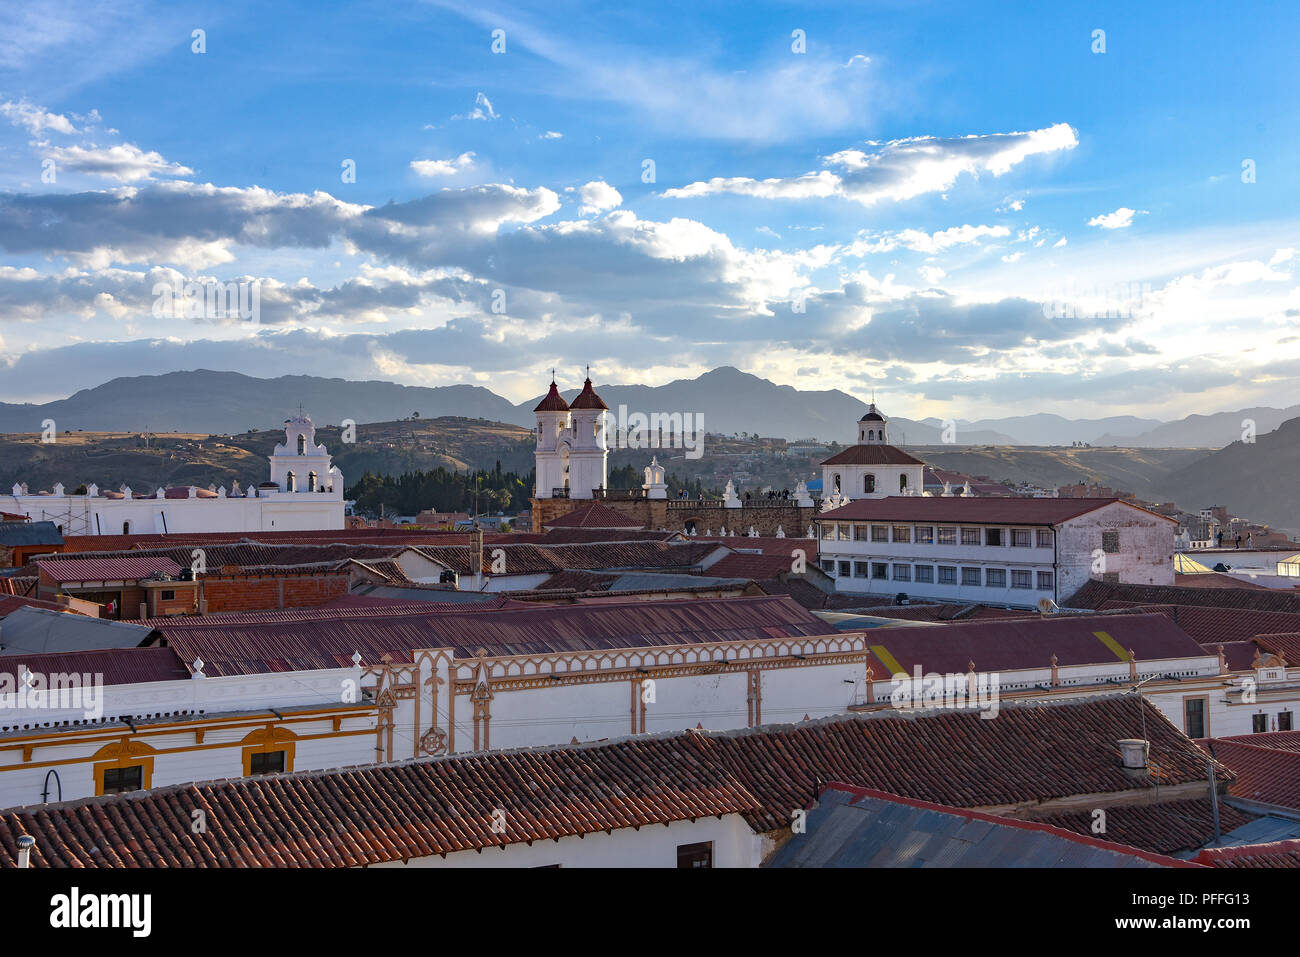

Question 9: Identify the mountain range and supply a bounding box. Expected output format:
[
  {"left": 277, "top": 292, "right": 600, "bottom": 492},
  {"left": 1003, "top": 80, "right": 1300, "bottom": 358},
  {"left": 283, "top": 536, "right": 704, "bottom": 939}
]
[{"left": 0, "top": 367, "right": 1293, "bottom": 449}]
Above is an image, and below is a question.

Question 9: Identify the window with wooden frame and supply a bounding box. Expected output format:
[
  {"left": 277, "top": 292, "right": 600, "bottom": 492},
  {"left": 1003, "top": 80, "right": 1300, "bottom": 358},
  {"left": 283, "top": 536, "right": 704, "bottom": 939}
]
[
  {"left": 240, "top": 726, "right": 297, "bottom": 776},
  {"left": 676, "top": 841, "right": 713, "bottom": 868},
  {"left": 92, "top": 739, "right": 157, "bottom": 796}
]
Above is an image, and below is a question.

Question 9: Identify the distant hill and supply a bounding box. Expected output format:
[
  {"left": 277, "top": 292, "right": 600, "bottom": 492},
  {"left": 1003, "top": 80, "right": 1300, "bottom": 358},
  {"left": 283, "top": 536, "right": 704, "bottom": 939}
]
[
  {"left": 514, "top": 367, "right": 1017, "bottom": 444},
  {"left": 0, "top": 370, "right": 518, "bottom": 436},
  {"left": 0, "top": 367, "right": 1287, "bottom": 448},
  {"left": 1151, "top": 417, "right": 1300, "bottom": 534},
  {"left": 923, "top": 413, "right": 1164, "bottom": 447},
  {"left": 1095, "top": 404, "right": 1300, "bottom": 447}
]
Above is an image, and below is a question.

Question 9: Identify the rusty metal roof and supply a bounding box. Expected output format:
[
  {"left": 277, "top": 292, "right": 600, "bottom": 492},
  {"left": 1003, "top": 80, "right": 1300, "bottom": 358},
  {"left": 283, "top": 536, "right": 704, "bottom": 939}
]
[{"left": 36, "top": 556, "right": 181, "bottom": 583}]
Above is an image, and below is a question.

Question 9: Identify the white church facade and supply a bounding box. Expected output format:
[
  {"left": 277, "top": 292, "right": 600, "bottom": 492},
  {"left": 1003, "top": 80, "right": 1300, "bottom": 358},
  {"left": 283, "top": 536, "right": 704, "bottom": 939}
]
[
  {"left": 2, "top": 415, "right": 345, "bottom": 535},
  {"left": 819, "top": 404, "right": 926, "bottom": 504},
  {"left": 533, "top": 375, "right": 609, "bottom": 499}
]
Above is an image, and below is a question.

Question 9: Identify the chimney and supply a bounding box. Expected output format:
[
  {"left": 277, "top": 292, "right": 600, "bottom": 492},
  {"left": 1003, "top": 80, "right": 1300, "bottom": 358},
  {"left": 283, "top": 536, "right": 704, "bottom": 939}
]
[
  {"left": 1118, "top": 738, "right": 1149, "bottom": 770},
  {"left": 16, "top": 835, "right": 34, "bottom": 868},
  {"left": 470, "top": 525, "right": 484, "bottom": 587}
]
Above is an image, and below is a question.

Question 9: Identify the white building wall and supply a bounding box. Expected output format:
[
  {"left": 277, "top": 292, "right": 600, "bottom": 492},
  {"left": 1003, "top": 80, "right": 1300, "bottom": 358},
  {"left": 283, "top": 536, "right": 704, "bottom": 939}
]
[{"left": 372, "top": 813, "right": 759, "bottom": 868}]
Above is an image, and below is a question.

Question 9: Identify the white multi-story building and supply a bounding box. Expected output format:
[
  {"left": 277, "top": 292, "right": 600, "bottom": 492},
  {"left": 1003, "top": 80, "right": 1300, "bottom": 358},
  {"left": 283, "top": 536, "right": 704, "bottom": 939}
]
[
  {"left": 816, "top": 497, "right": 1177, "bottom": 606},
  {"left": 2, "top": 415, "right": 345, "bottom": 535},
  {"left": 533, "top": 376, "right": 608, "bottom": 499}
]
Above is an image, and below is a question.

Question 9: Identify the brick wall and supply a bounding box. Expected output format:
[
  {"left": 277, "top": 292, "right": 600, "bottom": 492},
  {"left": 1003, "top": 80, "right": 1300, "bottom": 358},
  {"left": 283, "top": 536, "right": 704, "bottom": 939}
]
[{"left": 199, "top": 572, "right": 350, "bottom": 613}]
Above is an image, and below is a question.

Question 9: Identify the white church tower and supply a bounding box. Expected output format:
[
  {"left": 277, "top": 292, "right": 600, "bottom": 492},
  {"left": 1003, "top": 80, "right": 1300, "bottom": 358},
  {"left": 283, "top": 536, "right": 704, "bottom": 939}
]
[
  {"left": 269, "top": 414, "right": 342, "bottom": 494},
  {"left": 820, "top": 402, "right": 925, "bottom": 501},
  {"left": 532, "top": 372, "right": 609, "bottom": 499}
]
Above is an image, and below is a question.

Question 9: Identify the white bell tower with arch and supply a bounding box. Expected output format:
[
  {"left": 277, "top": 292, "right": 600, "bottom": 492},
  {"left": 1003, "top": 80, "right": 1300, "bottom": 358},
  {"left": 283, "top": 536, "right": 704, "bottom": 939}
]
[{"left": 269, "top": 414, "right": 339, "bottom": 494}]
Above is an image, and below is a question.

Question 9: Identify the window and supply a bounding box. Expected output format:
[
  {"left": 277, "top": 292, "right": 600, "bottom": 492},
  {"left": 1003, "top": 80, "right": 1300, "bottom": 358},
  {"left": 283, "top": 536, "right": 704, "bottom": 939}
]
[
  {"left": 1037, "top": 529, "right": 1053, "bottom": 548},
  {"left": 837, "top": 525, "right": 850, "bottom": 540},
  {"left": 916, "top": 526, "right": 934, "bottom": 544},
  {"left": 899, "top": 474, "right": 909, "bottom": 493},
  {"left": 677, "top": 842, "right": 713, "bottom": 868},
  {"left": 915, "top": 565, "right": 934, "bottom": 583},
  {"left": 892, "top": 525, "right": 911, "bottom": 543},
  {"left": 1185, "top": 698, "right": 1206, "bottom": 739},
  {"left": 961, "top": 567, "right": 981, "bottom": 586},
  {"left": 985, "top": 528, "right": 1003, "bottom": 546},
  {"left": 821, "top": 559, "right": 835, "bottom": 572},
  {"left": 938, "top": 566, "right": 957, "bottom": 585},
  {"left": 286, "top": 470, "right": 296, "bottom": 492},
  {"left": 822, "top": 524, "right": 836, "bottom": 540},
  {"left": 1102, "top": 530, "right": 1120, "bottom": 553},
  {"left": 1037, "top": 571, "right": 1054, "bottom": 590},
  {"left": 297, "top": 433, "right": 306, "bottom": 455},
  {"left": 853, "top": 561, "right": 869, "bottom": 578},
  {"left": 1011, "top": 529, "right": 1032, "bottom": 547},
  {"left": 938, "top": 527, "right": 957, "bottom": 545},
  {"left": 838, "top": 561, "right": 851, "bottom": 578},
  {"left": 864, "top": 474, "right": 876, "bottom": 494},
  {"left": 308, "top": 470, "right": 318, "bottom": 492},
  {"left": 893, "top": 564, "right": 911, "bottom": 581},
  {"left": 1252, "top": 713, "right": 1268, "bottom": 734},
  {"left": 122, "top": 521, "right": 130, "bottom": 535},
  {"left": 986, "top": 568, "right": 1007, "bottom": 588},
  {"left": 832, "top": 473, "right": 842, "bottom": 493},
  {"left": 961, "top": 528, "right": 980, "bottom": 546},
  {"left": 1101, "top": 572, "right": 1120, "bottom": 583},
  {"left": 853, "top": 524, "right": 870, "bottom": 541},
  {"left": 160, "top": 589, "right": 175, "bottom": 601},
  {"left": 1010, "top": 569, "right": 1032, "bottom": 589},
  {"left": 102, "top": 765, "right": 143, "bottom": 795},
  {"left": 871, "top": 525, "right": 889, "bottom": 543},
  {"left": 1280, "top": 711, "right": 1294, "bottom": 731},
  {"left": 249, "top": 750, "right": 286, "bottom": 775},
  {"left": 872, "top": 563, "right": 888, "bottom": 580}
]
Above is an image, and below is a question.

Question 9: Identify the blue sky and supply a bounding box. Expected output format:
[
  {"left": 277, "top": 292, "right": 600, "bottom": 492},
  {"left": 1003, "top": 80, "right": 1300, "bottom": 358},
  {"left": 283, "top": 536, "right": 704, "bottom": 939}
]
[{"left": 0, "top": 0, "right": 1297, "bottom": 420}]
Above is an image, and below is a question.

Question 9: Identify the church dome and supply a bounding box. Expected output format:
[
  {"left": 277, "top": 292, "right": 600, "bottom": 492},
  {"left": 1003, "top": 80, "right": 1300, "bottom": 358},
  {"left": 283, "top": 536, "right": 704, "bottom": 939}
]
[
  {"left": 859, "top": 403, "right": 885, "bottom": 423},
  {"left": 569, "top": 377, "right": 608, "bottom": 411},
  {"left": 533, "top": 379, "right": 571, "bottom": 413}
]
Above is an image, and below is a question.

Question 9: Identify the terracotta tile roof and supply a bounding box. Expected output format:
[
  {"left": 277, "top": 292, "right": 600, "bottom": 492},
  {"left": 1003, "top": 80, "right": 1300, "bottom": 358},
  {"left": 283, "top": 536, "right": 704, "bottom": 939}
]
[
  {"left": 0, "top": 694, "right": 1222, "bottom": 868},
  {"left": 1201, "top": 738, "right": 1300, "bottom": 810},
  {"left": 1256, "top": 632, "right": 1300, "bottom": 665},
  {"left": 1069, "top": 578, "right": 1300, "bottom": 613},
  {"left": 541, "top": 503, "right": 643, "bottom": 529},
  {"left": 1175, "top": 572, "right": 1273, "bottom": 590},
  {"left": 1193, "top": 839, "right": 1300, "bottom": 868},
  {"left": 695, "top": 536, "right": 818, "bottom": 555},
  {"left": 819, "top": 496, "right": 1164, "bottom": 525},
  {"left": 0, "top": 736, "right": 759, "bottom": 867},
  {"left": 820, "top": 445, "right": 926, "bottom": 466},
  {"left": 859, "top": 613, "right": 1208, "bottom": 677},
  {"left": 692, "top": 694, "right": 1225, "bottom": 833},
  {"left": 36, "top": 556, "right": 182, "bottom": 583},
  {"left": 0, "top": 646, "right": 190, "bottom": 686},
  {"left": 1033, "top": 798, "right": 1255, "bottom": 855},
  {"left": 1214, "top": 730, "right": 1300, "bottom": 753},
  {"left": 704, "top": 552, "right": 805, "bottom": 580},
  {"left": 150, "top": 595, "right": 836, "bottom": 674},
  {"left": 347, "top": 559, "right": 412, "bottom": 584},
  {"left": 568, "top": 377, "right": 608, "bottom": 410},
  {"left": 538, "top": 528, "right": 681, "bottom": 545},
  {"left": 532, "top": 380, "right": 570, "bottom": 412}
]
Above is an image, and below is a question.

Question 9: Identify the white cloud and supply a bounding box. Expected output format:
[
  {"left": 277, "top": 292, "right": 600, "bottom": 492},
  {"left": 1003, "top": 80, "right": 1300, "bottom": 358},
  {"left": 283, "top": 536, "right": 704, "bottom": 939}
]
[
  {"left": 1087, "top": 207, "right": 1146, "bottom": 229},
  {"left": 42, "top": 142, "right": 193, "bottom": 182},
  {"left": 1001, "top": 252, "right": 1023, "bottom": 263},
  {"left": 1054, "top": 237, "right": 1067, "bottom": 247},
  {"left": 576, "top": 180, "right": 622, "bottom": 215},
  {"left": 918, "top": 265, "right": 945, "bottom": 284},
  {"left": 1269, "top": 248, "right": 1296, "bottom": 267},
  {"left": 0, "top": 98, "right": 79, "bottom": 135},
  {"left": 410, "top": 152, "right": 477, "bottom": 177},
  {"left": 664, "top": 124, "right": 1078, "bottom": 206},
  {"left": 540, "top": 130, "right": 563, "bottom": 139},
  {"left": 849, "top": 223, "right": 1011, "bottom": 255}
]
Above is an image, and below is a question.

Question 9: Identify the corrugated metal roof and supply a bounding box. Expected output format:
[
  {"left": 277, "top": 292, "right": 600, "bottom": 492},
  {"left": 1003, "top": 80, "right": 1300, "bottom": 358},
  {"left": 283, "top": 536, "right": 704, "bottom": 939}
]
[
  {"left": 37, "top": 556, "right": 181, "bottom": 583},
  {"left": 0, "top": 607, "right": 155, "bottom": 656},
  {"left": 0, "top": 521, "right": 64, "bottom": 547},
  {"left": 765, "top": 785, "right": 1192, "bottom": 868},
  {"left": 150, "top": 595, "right": 836, "bottom": 676},
  {"left": 0, "top": 646, "right": 190, "bottom": 686}
]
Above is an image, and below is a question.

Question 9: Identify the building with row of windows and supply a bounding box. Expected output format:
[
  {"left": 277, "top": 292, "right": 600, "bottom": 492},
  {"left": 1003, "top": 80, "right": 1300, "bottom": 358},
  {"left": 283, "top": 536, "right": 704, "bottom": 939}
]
[{"left": 816, "top": 497, "right": 1178, "bottom": 605}]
